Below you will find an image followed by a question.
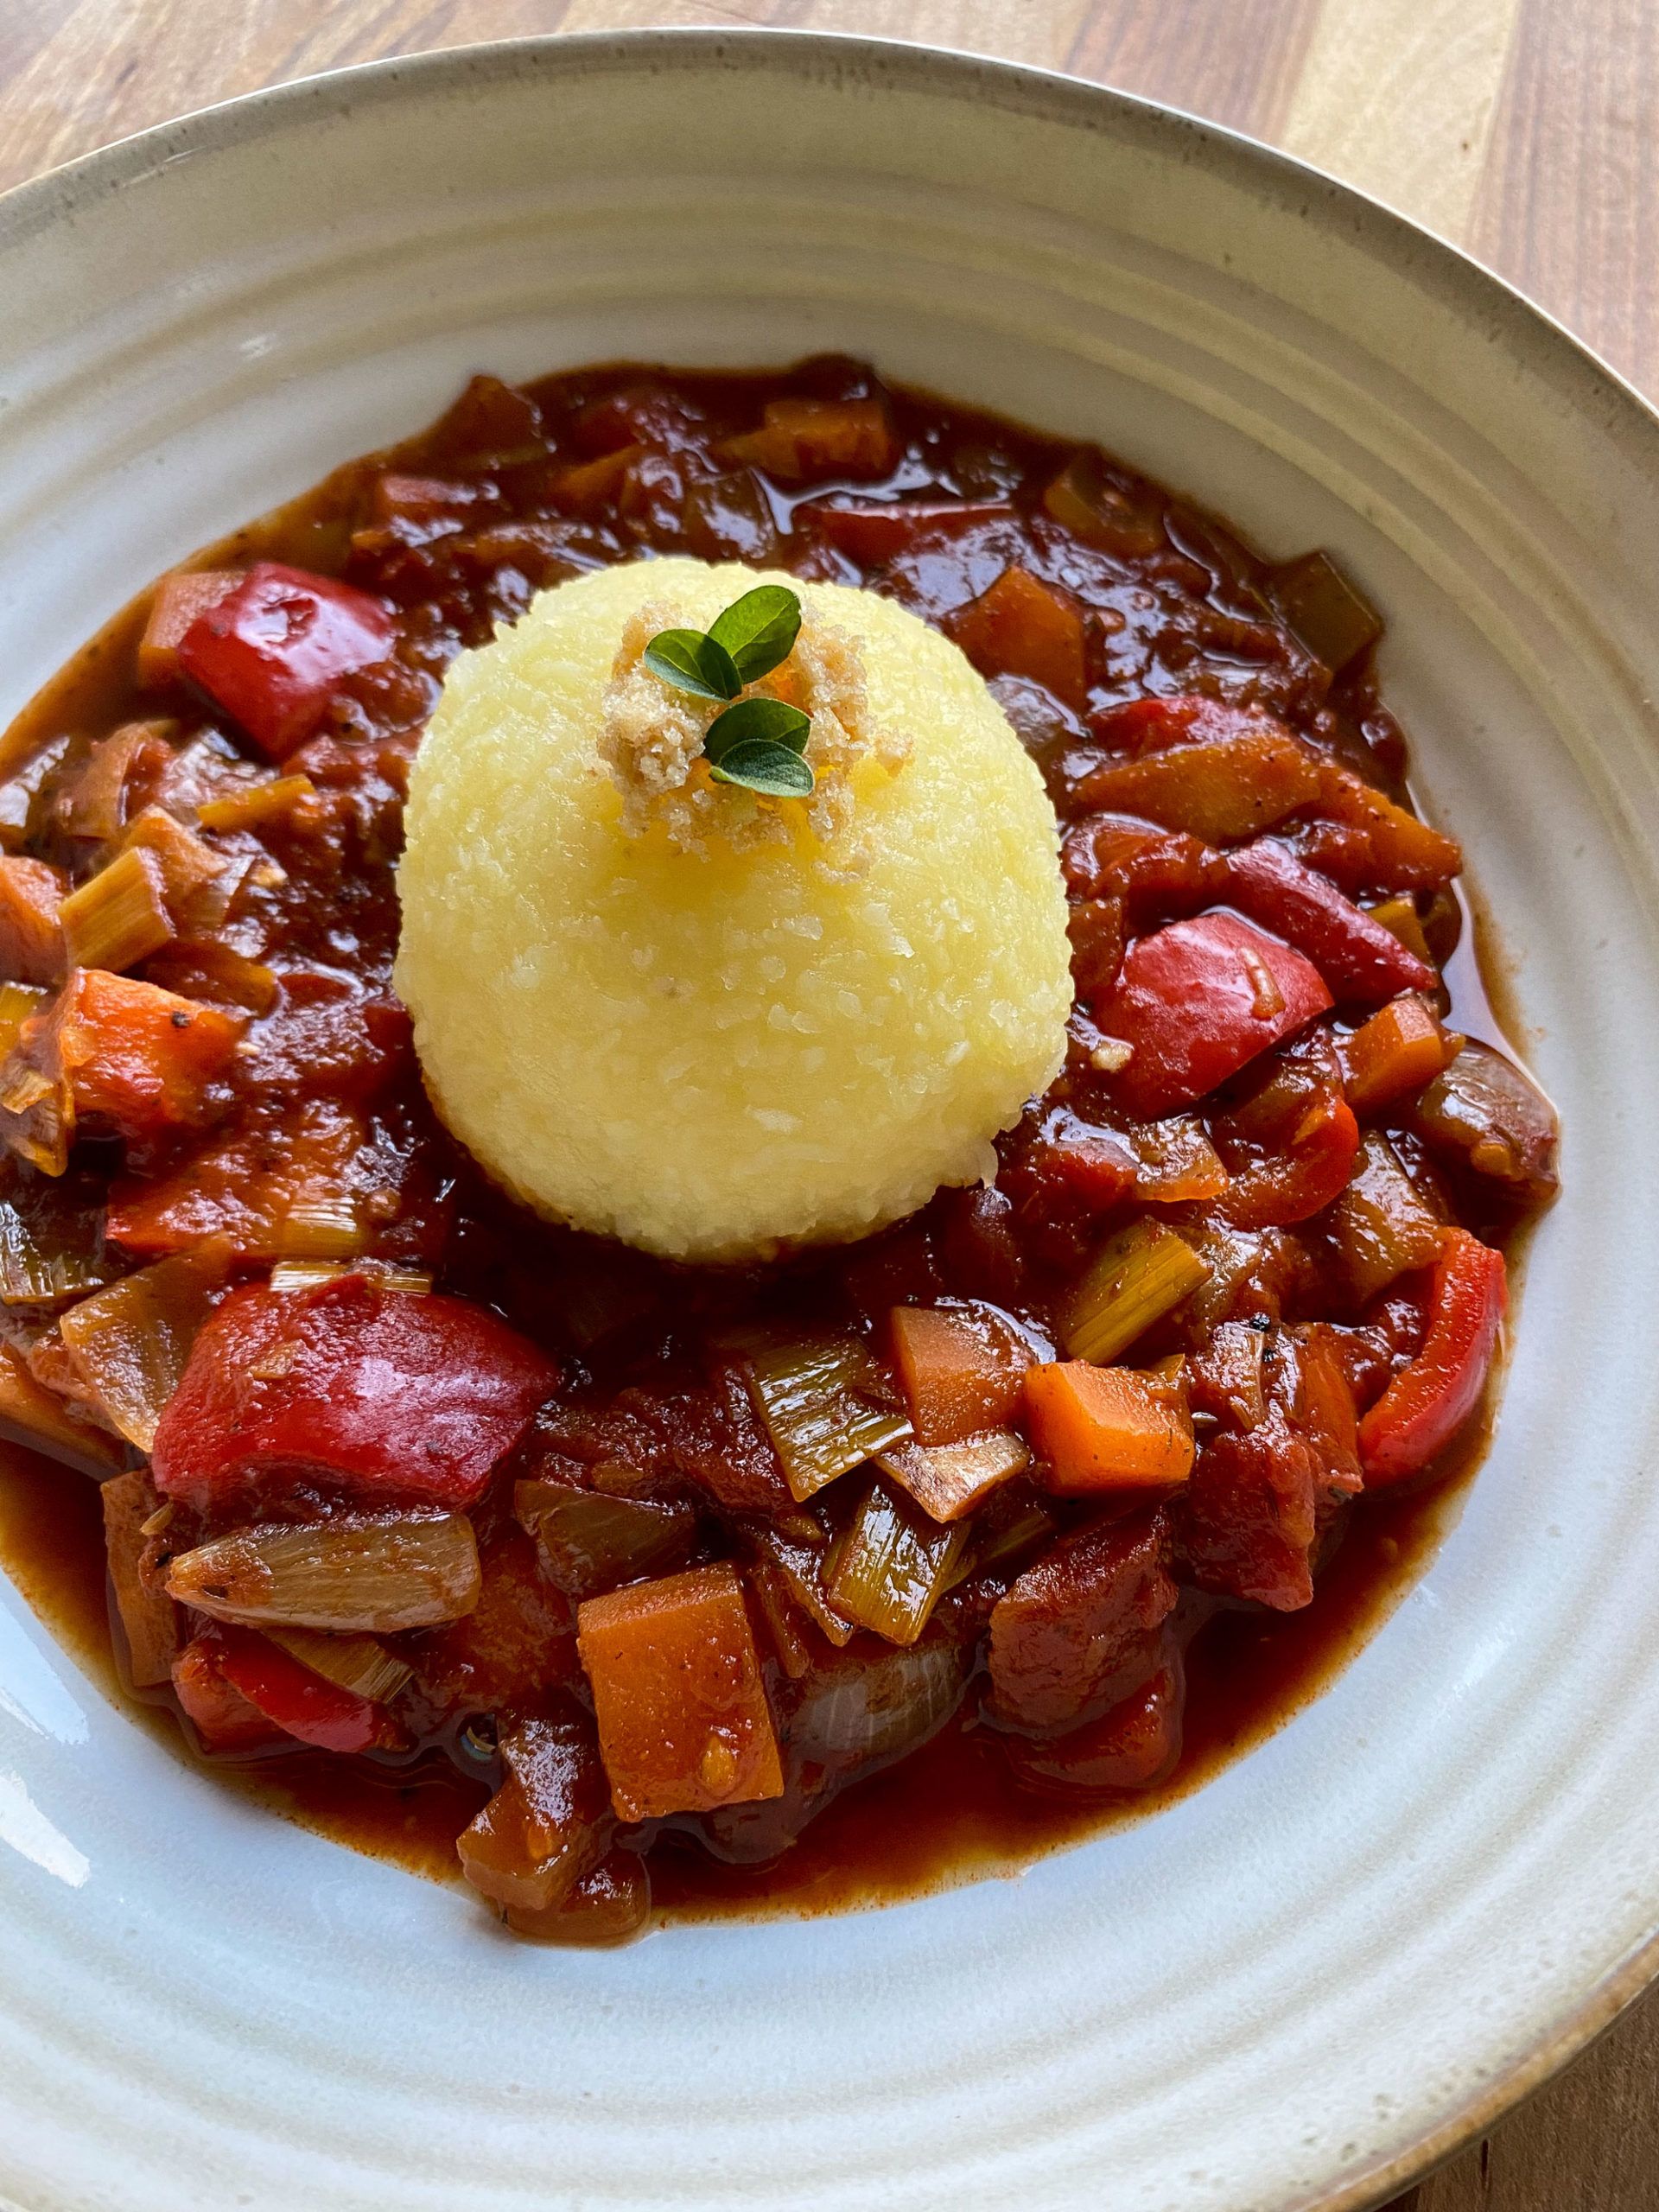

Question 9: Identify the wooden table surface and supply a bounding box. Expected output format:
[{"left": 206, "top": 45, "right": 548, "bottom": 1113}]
[{"left": 2, "top": 3, "right": 1654, "bottom": 2206}]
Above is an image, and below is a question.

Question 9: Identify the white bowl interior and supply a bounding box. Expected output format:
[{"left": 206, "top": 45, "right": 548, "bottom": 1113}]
[{"left": 3, "top": 35, "right": 1658, "bottom": 2212}]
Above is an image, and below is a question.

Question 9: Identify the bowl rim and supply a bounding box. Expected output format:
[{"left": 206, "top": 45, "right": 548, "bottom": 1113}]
[{"left": 1, "top": 27, "right": 1652, "bottom": 2209}]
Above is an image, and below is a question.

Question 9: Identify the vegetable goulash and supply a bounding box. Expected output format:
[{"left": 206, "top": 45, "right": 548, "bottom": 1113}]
[{"left": 0, "top": 357, "right": 1557, "bottom": 1943}]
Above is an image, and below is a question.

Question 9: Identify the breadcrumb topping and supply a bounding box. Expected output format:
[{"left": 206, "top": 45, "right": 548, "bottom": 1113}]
[{"left": 599, "top": 596, "right": 908, "bottom": 861}]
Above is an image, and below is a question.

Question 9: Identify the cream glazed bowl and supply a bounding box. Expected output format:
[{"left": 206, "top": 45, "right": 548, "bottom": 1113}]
[{"left": 0, "top": 29, "right": 1651, "bottom": 2212}]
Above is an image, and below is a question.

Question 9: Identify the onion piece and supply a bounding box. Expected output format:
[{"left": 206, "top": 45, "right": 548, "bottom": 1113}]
[
  {"left": 742, "top": 1331, "right": 912, "bottom": 1502},
  {"left": 262, "top": 1624, "right": 413, "bottom": 1706},
  {"left": 513, "top": 1476, "right": 695, "bottom": 1600},
  {"left": 747, "top": 1524, "right": 854, "bottom": 1647},
  {"left": 823, "top": 1479, "right": 969, "bottom": 1646},
  {"left": 787, "top": 1632, "right": 972, "bottom": 1770},
  {"left": 166, "top": 1513, "right": 480, "bottom": 1631},
  {"left": 59, "top": 1236, "right": 232, "bottom": 1450},
  {"left": 1060, "top": 1220, "right": 1210, "bottom": 1365},
  {"left": 877, "top": 1427, "right": 1030, "bottom": 1523}
]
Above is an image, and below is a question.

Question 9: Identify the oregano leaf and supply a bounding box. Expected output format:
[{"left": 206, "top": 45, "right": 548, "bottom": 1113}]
[
  {"left": 643, "top": 627, "right": 741, "bottom": 702},
  {"left": 707, "top": 585, "right": 803, "bottom": 684},
  {"left": 703, "top": 696, "right": 812, "bottom": 764},
  {"left": 708, "top": 739, "right": 817, "bottom": 798}
]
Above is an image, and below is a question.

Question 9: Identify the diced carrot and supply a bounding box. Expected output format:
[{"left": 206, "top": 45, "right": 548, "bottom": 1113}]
[
  {"left": 35, "top": 969, "right": 245, "bottom": 1147},
  {"left": 1071, "top": 727, "right": 1323, "bottom": 842},
  {"left": 949, "top": 566, "right": 1087, "bottom": 709},
  {"left": 889, "top": 1302, "right": 1033, "bottom": 1447},
  {"left": 105, "top": 1097, "right": 365, "bottom": 1258},
  {"left": 546, "top": 444, "right": 643, "bottom": 517},
  {"left": 0, "top": 856, "right": 67, "bottom": 984},
  {"left": 575, "top": 1562, "right": 784, "bottom": 1821},
  {"left": 1024, "top": 1360, "right": 1195, "bottom": 1494},
  {"left": 1313, "top": 763, "right": 1463, "bottom": 889},
  {"left": 137, "top": 570, "right": 242, "bottom": 690},
  {"left": 1342, "top": 993, "right": 1452, "bottom": 1116},
  {"left": 722, "top": 398, "right": 898, "bottom": 482}
]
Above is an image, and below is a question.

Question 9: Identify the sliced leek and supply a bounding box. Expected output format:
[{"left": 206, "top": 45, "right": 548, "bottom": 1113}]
[{"left": 1060, "top": 1219, "right": 1210, "bottom": 1365}]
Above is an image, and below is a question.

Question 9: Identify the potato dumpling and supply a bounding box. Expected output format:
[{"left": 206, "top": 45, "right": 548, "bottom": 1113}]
[{"left": 395, "top": 557, "right": 1071, "bottom": 1262}]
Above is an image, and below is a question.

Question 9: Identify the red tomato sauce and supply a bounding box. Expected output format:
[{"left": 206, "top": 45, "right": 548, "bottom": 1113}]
[{"left": 0, "top": 357, "right": 1556, "bottom": 1941}]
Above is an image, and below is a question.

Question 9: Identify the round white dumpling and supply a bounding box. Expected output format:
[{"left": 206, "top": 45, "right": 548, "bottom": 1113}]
[{"left": 395, "top": 557, "right": 1071, "bottom": 1263}]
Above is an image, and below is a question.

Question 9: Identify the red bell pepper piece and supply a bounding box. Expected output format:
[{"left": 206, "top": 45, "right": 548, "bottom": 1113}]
[
  {"left": 151, "top": 1274, "right": 558, "bottom": 1513},
  {"left": 1094, "top": 911, "right": 1333, "bottom": 1118},
  {"left": 171, "top": 1633, "right": 280, "bottom": 1754},
  {"left": 212, "top": 1624, "right": 386, "bottom": 1753},
  {"left": 1357, "top": 1230, "right": 1507, "bottom": 1483},
  {"left": 1088, "top": 694, "right": 1260, "bottom": 756},
  {"left": 176, "top": 562, "right": 395, "bottom": 759},
  {"left": 1061, "top": 811, "right": 1227, "bottom": 915},
  {"left": 1212, "top": 1094, "right": 1359, "bottom": 1229},
  {"left": 1224, "top": 838, "right": 1435, "bottom": 1001},
  {"left": 791, "top": 499, "right": 1014, "bottom": 564}
]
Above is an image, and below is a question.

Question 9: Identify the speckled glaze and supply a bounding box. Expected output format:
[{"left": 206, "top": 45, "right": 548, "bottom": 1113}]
[{"left": 0, "top": 32, "right": 1653, "bottom": 2212}]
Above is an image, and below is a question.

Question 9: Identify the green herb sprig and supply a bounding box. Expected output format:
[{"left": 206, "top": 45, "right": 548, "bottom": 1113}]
[{"left": 643, "top": 585, "right": 814, "bottom": 798}]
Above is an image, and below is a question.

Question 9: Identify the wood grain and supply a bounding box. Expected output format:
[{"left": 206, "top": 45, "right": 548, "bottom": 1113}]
[{"left": 3, "top": 3, "right": 1658, "bottom": 2206}]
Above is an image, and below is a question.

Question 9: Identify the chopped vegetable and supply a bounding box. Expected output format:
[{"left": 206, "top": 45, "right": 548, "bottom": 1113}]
[
  {"left": 747, "top": 1525, "right": 855, "bottom": 1647},
  {"left": 506, "top": 1849, "right": 652, "bottom": 1946},
  {"left": 1409, "top": 1039, "right": 1560, "bottom": 1205},
  {"left": 822, "top": 1478, "right": 969, "bottom": 1645},
  {"left": 457, "top": 1712, "right": 611, "bottom": 1916},
  {"left": 793, "top": 498, "right": 1014, "bottom": 563},
  {"left": 1072, "top": 721, "right": 1323, "bottom": 841},
  {"left": 137, "top": 570, "right": 241, "bottom": 690},
  {"left": 212, "top": 1624, "right": 391, "bottom": 1752},
  {"left": 59, "top": 1237, "right": 232, "bottom": 1449},
  {"left": 949, "top": 566, "right": 1087, "bottom": 709},
  {"left": 55, "top": 721, "right": 166, "bottom": 842},
  {"left": 1358, "top": 1230, "right": 1507, "bottom": 1483},
  {"left": 1326, "top": 1131, "right": 1448, "bottom": 1306},
  {"left": 1125, "top": 1114, "right": 1230, "bottom": 1204},
  {"left": 1060, "top": 1219, "right": 1211, "bottom": 1364},
  {"left": 1188, "top": 1319, "right": 1268, "bottom": 1430},
  {"left": 0, "top": 1339, "right": 124, "bottom": 1472},
  {"left": 1341, "top": 993, "right": 1452, "bottom": 1116},
  {"left": 1094, "top": 912, "right": 1332, "bottom": 1118},
  {"left": 0, "top": 857, "right": 67, "bottom": 983},
  {"left": 143, "top": 939, "right": 280, "bottom": 1016},
  {"left": 24, "top": 970, "right": 246, "bottom": 1161},
  {"left": 1270, "top": 550, "right": 1382, "bottom": 673},
  {"left": 1364, "top": 893, "right": 1434, "bottom": 965},
  {"left": 58, "top": 846, "right": 174, "bottom": 973},
  {"left": 1211, "top": 1088, "right": 1359, "bottom": 1230},
  {"left": 165, "top": 1513, "right": 482, "bottom": 1631},
  {"left": 105, "top": 1096, "right": 367, "bottom": 1259},
  {"left": 877, "top": 1428, "right": 1029, "bottom": 1523},
  {"left": 0, "top": 1169, "right": 111, "bottom": 1306},
  {"left": 1224, "top": 838, "right": 1435, "bottom": 1002},
  {"left": 274, "top": 1190, "right": 365, "bottom": 1261},
  {"left": 262, "top": 1624, "right": 412, "bottom": 1706},
  {"left": 1024, "top": 1360, "right": 1195, "bottom": 1494},
  {"left": 1041, "top": 452, "right": 1164, "bottom": 557},
  {"left": 786, "top": 1630, "right": 974, "bottom": 1771},
  {"left": 176, "top": 563, "right": 396, "bottom": 759},
  {"left": 576, "top": 1561, "right": 785, "bottom": 1820},
  {"left": 101, "top": 1470, "right": 181, "bottom": 1687},
  {"left": 514, "top": 1474, "right": 696, "bottom": 1599},
  {"left": 888, "top": 1303, "right": 1033, "bottom": 1448},
  {"left": 546, "top": 445, "right": 641, "bottom": 517},
  {"left": 743, "top": 1331, "right": 911, "bottom": 1500},
  {"left": 721, "top": 397, "right": 898, "bottom": 481},
  {"left": 1308, "top": 762, "right": 1463, "bottom": 891},
  {"left": 170, "top": 1633, "right": 280, "bottom": 1754},
  {"left": 988, "top": 1510, "right": 1176, "bottom": 1732},
  {"left": 196, "top": 774, "right": 319, "bottom": 834},
  {"left": 150, "top": 1275, "right": 557, "bottom": 1513}
]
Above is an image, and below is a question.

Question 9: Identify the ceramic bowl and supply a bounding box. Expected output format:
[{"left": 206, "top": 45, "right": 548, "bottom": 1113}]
[{"left": 2, "top": 32, "right": 1656, "bottom": 2212}]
